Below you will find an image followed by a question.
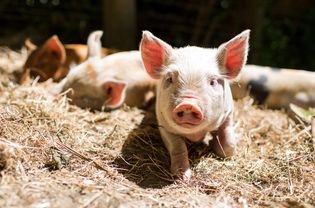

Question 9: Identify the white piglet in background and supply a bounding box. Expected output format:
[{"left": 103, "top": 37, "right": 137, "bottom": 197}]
[
  {"left": 55, "top": 31, "right": 155, "bottom": 110},
  {"left": 140, "top": 30, "right": 250, "bottom": 180}
]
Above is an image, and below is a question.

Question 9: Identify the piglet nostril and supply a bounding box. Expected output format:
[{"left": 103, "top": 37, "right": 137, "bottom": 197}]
[
  {"left": 192, "top": 112, "right": 200, "bottom": 119},
  {"left": 177, "top": 111, "right": 184, "bottom": 118}
]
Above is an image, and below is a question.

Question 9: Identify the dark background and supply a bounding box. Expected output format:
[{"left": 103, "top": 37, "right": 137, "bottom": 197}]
[{"left": 0, "top": 0, "right": 314, "bottom": 70}]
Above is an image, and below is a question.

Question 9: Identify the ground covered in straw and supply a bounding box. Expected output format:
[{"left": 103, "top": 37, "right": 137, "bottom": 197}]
[{"left": 0, "top": 47, "right": 314, "bottom": 208}]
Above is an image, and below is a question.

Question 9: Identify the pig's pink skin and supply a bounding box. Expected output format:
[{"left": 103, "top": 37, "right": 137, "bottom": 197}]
[{"left": 140, "top": 30, "right": 250, "bottom": 180}]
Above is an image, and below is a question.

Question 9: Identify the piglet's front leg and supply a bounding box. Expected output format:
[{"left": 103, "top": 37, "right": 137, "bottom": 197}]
[
  {"left": 159, "top": 128, "right": 192, "bottom": 180},
  {"left": 210, "top": 115, "right": 237, "bottom": 158}
]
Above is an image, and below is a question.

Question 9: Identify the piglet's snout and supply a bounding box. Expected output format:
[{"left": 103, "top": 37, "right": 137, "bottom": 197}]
[{"left": 172, "top": 101, "right": 204, "bottom": 127}]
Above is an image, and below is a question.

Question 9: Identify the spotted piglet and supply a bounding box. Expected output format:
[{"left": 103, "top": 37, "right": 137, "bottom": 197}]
[{"left": 140, "top": 30, "right": 250, "bottom": 180}]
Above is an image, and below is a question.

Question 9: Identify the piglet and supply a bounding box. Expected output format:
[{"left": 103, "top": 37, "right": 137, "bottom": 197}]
[
  {"left": 20, "top": 31, "right": 113, "bottom": 84},
  {"left": 140, "top": 30, "right": 250, "bottom": 180},
  {"left": 231, "top": 64, "right": 315, "bottom": 109},
  {"left": 55, "top": 32, "right": 155, "bottom": 110}
]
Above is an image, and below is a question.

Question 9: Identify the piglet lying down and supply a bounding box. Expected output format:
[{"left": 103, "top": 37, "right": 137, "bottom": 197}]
[
  {"left": 54, "top": 31, "right": 155, "bottom": 111},
  {"left": 21, "top": 31, "right": 112, "bottom": 84},
  {"left": 140, "top": 30, "right": 250, "bottom": 180}
]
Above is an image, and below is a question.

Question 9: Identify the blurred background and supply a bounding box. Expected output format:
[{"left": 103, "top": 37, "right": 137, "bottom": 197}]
[{"left": 0, "top": 0, "right": 314, "bottom": 70}]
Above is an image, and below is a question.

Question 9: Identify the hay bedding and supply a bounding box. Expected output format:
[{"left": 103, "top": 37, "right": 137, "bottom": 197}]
[{"left": 0, "top": 47, "right": 314, "bottom": 208}]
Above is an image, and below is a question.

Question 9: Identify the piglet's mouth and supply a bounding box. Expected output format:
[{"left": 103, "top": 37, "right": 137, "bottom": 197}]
[{"left": 177, "top": 122, "right": 200, "bottom": 128}]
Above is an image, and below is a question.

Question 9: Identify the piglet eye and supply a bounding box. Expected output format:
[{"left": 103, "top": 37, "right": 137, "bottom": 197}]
[
  {"left": 209, "top": 79, "right": 218, "bottom": 86},
  {"left": 164, "top": 72, "right": 175, "bottom": 88},
  {"left": 166, "top": 74, "right": 174, "bottom": 84},
  {"left": 166, "top": 76, "right": 173, "bottom": 84}
]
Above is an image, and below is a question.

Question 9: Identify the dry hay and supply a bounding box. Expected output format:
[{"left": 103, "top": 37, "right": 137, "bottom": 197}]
[{"left": 0, "top": 47, "right": 314, "bottom": 208}]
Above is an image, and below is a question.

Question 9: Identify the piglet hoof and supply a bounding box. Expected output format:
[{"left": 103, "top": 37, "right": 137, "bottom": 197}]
[
  {"left": 172, "top": 168, "right": 192, "bottom": 181},
  {"left": 182, "top": 168, "right": 192, "bottom": 181}
]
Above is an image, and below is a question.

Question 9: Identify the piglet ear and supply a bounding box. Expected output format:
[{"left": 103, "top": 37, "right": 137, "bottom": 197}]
[
  {"left": 140, "top": 31, "right": 172, "bottom": 79},
  {"left": 217, "top": 30, "right": 250, "bottom": 79},
  {"left": 103, "top": 81, "right": 127, "bottom": 109},
  {"left": 44, "top": 35, "right": 66, "bottom": 63}
]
